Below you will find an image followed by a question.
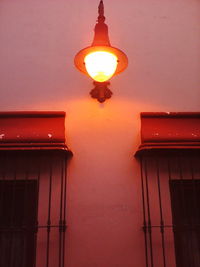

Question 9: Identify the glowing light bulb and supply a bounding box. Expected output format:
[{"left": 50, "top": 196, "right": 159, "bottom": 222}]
[{"left": 84, "top": 51, "right": 118, "bottom": 82}]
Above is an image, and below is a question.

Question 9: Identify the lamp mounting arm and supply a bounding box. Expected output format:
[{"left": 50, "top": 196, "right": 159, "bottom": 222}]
[{"left": 90, "top": 81, "right": 112, "bottom": 103}]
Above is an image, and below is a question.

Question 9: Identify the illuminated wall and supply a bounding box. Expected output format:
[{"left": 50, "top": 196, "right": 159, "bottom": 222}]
[{"left": 0, "top": 0, "right": 200, "bottom": 266}]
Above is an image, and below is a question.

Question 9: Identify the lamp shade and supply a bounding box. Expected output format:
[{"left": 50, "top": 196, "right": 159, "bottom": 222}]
[{"left": 74, "top": 45, "right": 127, "bottom": 80}]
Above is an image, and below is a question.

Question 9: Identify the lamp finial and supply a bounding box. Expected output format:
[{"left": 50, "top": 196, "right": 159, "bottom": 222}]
[{"left": 98, "top": 0, "right": 105, "bottom": 22}]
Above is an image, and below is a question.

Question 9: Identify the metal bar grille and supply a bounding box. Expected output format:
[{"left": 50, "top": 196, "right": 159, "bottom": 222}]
[
  {"left": 139, "top": 155, "right": 200, "bottom": 267},
  {"left": 0, "top": 150, "right": 68, "bottom": 267}
]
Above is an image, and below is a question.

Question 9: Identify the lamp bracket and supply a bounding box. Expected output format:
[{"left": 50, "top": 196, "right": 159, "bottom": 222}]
[{"left": 90, "top": 81, "right": 112, "bottom": 103}]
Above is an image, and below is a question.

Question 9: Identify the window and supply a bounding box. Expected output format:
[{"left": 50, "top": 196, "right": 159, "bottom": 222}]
[
  {"left": 136, "top": 112, "right": 200, "bottom": 267},
  {"left": 0, "top": 112, "right": 72, "bottom": 267}
]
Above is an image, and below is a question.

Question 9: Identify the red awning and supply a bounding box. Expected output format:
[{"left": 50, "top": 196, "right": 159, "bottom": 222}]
[{"left": 0, "top": 111, "right": 72, "bottom": 156}]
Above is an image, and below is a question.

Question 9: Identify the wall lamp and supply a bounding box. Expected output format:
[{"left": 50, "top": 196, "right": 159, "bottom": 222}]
[{"left": 74, "top": 0, "right": 128, "bottom": 103}]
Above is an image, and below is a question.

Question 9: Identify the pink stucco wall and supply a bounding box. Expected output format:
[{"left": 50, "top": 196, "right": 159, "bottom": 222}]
[{"left": 0, "top": 0, "right": 200, "bottom": 266}]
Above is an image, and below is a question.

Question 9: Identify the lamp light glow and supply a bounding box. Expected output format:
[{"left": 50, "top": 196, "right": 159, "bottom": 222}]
[{"left": 84, "top": 51, "right": 118, "bottom": 82}]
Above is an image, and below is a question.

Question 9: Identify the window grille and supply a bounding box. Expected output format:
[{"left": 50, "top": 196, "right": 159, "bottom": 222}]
[
  {"left": 0, "top": 112, "right": 72, "bottom": 267},
  {"left": 136, "top": 112, "right": 200, "bottom": 267}
]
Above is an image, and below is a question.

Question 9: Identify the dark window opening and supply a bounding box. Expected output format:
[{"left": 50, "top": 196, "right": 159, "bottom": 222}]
[
  {"left": 0, "top": 180, "right": 38, "bottom": 267},
  {"left": 170, "top": 179, "right": 200, "bottom": 267}
]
